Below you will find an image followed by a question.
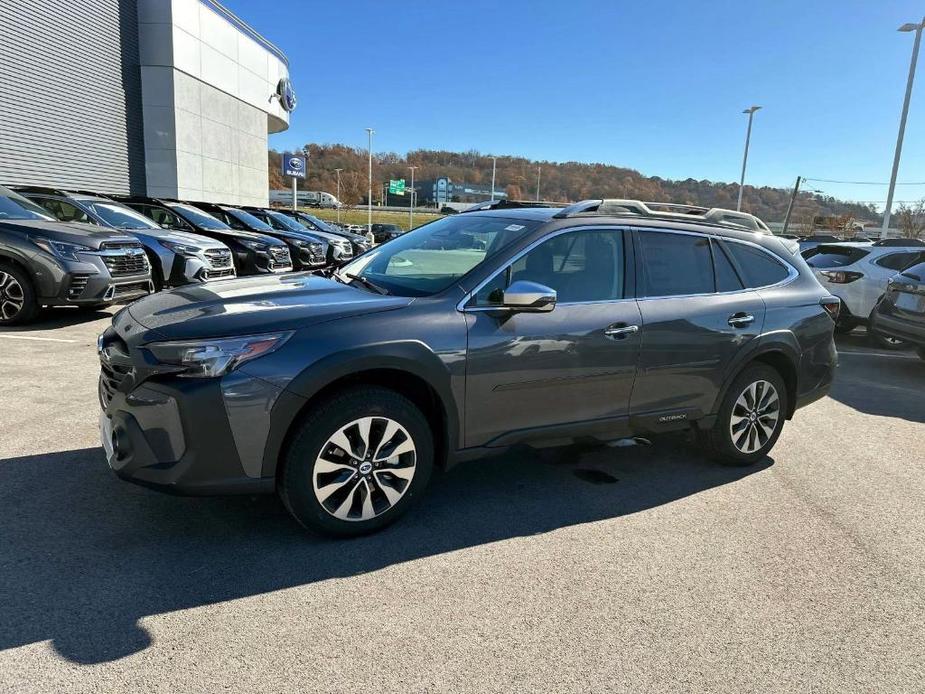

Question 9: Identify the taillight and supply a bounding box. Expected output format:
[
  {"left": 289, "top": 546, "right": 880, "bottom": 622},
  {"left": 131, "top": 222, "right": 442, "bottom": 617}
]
[
  {"left": 820, "top": 270, "right": 863, "bottom": 284},
  {"left": 820, "top": 296, "right": 840, "bottom": 321}
]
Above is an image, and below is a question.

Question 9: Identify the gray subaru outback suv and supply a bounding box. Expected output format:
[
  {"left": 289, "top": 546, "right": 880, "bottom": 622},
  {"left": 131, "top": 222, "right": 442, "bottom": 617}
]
[
  {"left": 0, "top": 186, "right": 152, "bottom": 325},
  {"left": 98, "top": 200, "right": 838, "bottom": 536}
]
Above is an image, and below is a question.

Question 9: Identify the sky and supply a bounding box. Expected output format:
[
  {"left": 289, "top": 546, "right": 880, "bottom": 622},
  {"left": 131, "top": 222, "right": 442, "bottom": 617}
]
[{"left": 223, "top": 0, "right": 925, "bottom": 207}]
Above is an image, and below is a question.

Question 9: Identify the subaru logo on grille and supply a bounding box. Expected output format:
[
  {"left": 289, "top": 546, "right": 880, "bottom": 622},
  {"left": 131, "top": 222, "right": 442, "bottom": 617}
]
[{"left": 127, "top": 247, "right": 143, "bottom": 256}]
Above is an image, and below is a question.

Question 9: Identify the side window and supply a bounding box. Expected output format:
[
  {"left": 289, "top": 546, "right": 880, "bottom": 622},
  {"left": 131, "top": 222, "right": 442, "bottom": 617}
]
[
  {"left": 147, "top": 206, "right": 186, "bottom": 230},
  {"left": 712, "top": 240, "right": 744, "bottom": 292},
  {"left": 638, "top": 231, "right": 714, "bottom": 297},
  {"left": 875, "top": 252, "right": 917, "bottom": 271},
  {"left": 474, "top": 229, "right": 624, "bottom": 306},
  {"left": 725, "top": 242, "right": 790, "bottom": 288},
  {"left": 38, "top": 198, "right": 92, "bottom": 224}
]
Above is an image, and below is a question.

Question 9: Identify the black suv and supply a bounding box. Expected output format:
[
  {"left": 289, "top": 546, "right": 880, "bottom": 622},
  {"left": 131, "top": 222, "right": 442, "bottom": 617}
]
[
  {"left": 191, "top": 202, "right": 328, "bottom": 270},
  {"left": 370, "top": 223, "right": 403, "bottom": 244},
  {"left": 0, "top": 186, "right": 152, "bottom": 325},
  {"left": 114, "top": 197, "right": 292, "bottom": 276},
  {"left": 280, "top": 210, "right": 372, "bottom": 256},
  {"left": 241, "top": 207, "right": 351, "bottom": 266},
  {"left": 870, "top": 261, "right": 925, "bottom": 361},
  {"left": 99, "top": 200, "right": 838, "bottom": 536}
]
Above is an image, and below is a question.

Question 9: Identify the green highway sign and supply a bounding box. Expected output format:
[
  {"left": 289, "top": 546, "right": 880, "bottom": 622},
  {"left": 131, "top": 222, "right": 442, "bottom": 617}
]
[{"left": 388, "top": 178, "right": 406, "bottom": 195}]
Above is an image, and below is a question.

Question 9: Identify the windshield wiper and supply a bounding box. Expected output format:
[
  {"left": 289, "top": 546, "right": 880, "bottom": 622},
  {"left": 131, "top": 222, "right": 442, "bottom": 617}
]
[{"left": 343, "top": 272, "right": 389, "bottom": 295}]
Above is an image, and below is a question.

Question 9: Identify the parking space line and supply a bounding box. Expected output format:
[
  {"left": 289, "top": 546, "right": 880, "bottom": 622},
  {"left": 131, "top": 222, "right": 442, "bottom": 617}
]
[{"left": 0, "top": 334, "right": 77, "bottom": 344}]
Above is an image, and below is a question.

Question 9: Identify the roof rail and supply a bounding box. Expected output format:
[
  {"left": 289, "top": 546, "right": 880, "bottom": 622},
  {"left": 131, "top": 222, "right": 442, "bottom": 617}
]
[
  {"left": 8, "top": 184, "right": 72, "bottom": 197},
  {"left": 553, "top": 198, "right": 771, "bottom": 233},
  {"left": 460, "top": 199, "right": 566, "bottom": 213}
]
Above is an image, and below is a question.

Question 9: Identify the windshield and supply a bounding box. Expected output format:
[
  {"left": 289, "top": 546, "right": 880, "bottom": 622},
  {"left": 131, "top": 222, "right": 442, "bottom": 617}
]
[
  {"left": 268, "top": 211, "right": 310, "bottom": 232},
  {"left": 299, "top": 213, "right": 337, "bottom": 233},
  {"left": 226, "top": 208, "right": 274, "bottom": 231},
  {"left": 337, "top": 215, "right": 540, "bottom": 296},
  {"left": 168, "top": 203, "right": 231, "bottom": 230},
  {"left": 0, "top": 186, "right": 55, "bottom": 221},
  {"left": 86, "top": 201, "right": 160, "bottom": 229}
]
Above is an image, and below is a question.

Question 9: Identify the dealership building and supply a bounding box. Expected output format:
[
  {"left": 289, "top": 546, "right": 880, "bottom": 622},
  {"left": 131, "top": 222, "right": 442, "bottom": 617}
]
[{"left": 0, "top": 0, "right": 292, "bottom": 206}]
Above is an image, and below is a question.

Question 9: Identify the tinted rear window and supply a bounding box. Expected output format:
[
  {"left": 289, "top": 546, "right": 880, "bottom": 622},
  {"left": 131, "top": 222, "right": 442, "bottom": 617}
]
[
  {"left": 713, "top": 241, "right": 744, "bottom": 292},
  {"left": 638, "top": 231, "right": 714, "bottom": 297},
  {"left": 803, "top": 245, "right": 869, "bottom": 268},
  {"left": 726, "top": 242, "right": 790, "bottom": 288}
]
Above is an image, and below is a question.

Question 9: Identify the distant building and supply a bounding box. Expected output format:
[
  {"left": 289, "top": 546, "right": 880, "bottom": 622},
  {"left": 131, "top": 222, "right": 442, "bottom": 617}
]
[{"left": 418, "top": 177, "right": 507, "bottom": 205}]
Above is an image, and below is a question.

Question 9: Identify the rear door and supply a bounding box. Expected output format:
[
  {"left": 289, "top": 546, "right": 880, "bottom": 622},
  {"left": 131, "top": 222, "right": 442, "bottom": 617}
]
[{"left": 629, "top": 230, "right": 767, "bottom": 424}]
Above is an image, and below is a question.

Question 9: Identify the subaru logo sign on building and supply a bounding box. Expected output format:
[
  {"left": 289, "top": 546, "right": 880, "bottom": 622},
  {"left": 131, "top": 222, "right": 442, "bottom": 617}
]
[
  {"left": 283, "top": 153, "right": 306, "bottom": 179},
  {"left": 276, "top": 78, "right": 297, "bottom": 113}
]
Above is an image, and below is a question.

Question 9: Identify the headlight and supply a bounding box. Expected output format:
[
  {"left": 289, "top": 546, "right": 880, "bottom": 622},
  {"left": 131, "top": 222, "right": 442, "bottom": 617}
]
[
  {"left": 145, "top": 332, "right": 293, "bottom": 378},
  {"left": 32, "top": 237, "right": 94, "bottom": 261},
  {"left": 239, "top": 239, "right": 269, "bottom": 252},
  {"left": 160, "top": 240, "right": 202, "bottom": 257}
]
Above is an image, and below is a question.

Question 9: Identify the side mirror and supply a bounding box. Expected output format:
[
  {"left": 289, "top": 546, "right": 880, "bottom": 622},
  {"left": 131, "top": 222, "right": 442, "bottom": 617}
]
[{"left": 502, "top": 280, "right": 557, "bottom": 312}]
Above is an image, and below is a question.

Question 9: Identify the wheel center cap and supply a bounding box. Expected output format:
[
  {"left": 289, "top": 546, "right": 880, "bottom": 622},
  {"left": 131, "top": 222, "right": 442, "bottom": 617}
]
[
  {"left": 358, "top": 461, "right": 373, "bottom": 475},
  {"left": 749, "top": 412, "right": 757, "bottom": 422}
]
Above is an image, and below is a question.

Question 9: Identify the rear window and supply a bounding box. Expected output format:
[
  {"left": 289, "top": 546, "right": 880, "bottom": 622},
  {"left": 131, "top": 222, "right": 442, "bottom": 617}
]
[
  {"left": 874, "top": 251, "right": 923, "bottom": 271},
  {"left": 725, "top": 242, "right": 791, "bottom": 288},
  {"left": 803, "top": 245, "right": 869, "bottom": 268}
]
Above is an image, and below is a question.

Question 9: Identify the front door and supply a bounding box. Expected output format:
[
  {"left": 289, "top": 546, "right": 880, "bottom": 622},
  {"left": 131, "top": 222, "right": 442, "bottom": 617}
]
[{"left": 463, "top": 228, "right": 641, "bottom": 447}]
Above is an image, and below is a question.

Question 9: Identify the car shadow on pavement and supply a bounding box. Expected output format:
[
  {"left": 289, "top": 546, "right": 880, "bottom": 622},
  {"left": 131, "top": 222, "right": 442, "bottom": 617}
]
[
  {"left": 0, "top": 307, "right": 112, "bottom": 333},
  {"left": 831, "top": 334, "right": 925, "bottom": 424},
  {"left": 0, "top": 441, "right": 771, "bottom": 665}
]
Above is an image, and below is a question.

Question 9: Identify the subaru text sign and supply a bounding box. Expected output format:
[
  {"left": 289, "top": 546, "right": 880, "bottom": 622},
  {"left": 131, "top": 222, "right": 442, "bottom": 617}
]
[{"left": 283, "top": 154, "right": 306, "bottom": 179}]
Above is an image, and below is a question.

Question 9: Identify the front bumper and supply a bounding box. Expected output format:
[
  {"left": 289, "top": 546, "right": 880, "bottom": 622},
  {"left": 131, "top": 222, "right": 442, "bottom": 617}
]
[
  {"left": 35, "top": 253, "right": 152, "bottom": 306},
  {"left": 99, "top": 374, "right": 290, "bottom": 495}
]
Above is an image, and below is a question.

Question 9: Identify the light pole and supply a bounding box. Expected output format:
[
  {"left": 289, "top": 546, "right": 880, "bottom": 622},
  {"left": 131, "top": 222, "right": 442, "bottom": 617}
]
[
  {"left": 334, "top": 168, "right": 343, "bottom": 224},
  {"left": 490, "top": 156, "right": 497, "bottom": 201},
  {"left": 536, "top": 166, "right": 542, "bottom": 202},
  {"left": 365, "top": 127, "right": 374, "bottom": 235},
  {"left": 883, "top": 18, "right": 925, "bottom": 233},
  {"left": 737, "top": 105, "right": 761, "bottom": 211},
  {"left": 408, "top": 165, "right": 417, "bottom": 230}
]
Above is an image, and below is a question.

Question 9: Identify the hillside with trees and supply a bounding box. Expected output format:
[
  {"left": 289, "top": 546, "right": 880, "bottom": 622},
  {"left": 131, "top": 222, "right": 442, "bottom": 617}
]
[{"left": 269, "top": 145, "right": 881, "bottom": 228}]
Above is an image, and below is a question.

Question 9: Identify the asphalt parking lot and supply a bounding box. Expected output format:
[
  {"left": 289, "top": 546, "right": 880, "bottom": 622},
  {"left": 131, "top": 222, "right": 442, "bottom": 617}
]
[{"left": 1, "top": 308, "right": 923, "bottom": 693}]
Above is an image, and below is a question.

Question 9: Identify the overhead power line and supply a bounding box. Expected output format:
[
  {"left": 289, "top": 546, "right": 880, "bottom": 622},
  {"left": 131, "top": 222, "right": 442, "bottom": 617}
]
[{"left": 803, "top": 177, "right": 925, "bottom": 185}]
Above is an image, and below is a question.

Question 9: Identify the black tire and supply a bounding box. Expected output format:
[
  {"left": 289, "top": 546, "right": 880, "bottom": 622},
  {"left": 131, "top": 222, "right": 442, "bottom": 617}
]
[
  {"left": 698, "top": 363, "right": 787, "bottom": 466},
  {"left": 0, "top": 261, "right": 39, "bottom": 326},
  {"left": 833, "top": 319, "right": 857, "bottom": 335},
  {"left": 279, "top": 386, "right": 434, "bottom": 537}
]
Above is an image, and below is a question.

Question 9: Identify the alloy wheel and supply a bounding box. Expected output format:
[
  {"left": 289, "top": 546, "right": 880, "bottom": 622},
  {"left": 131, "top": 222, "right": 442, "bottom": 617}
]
[
  {"left": 312, "top": 416, "right": 417, "bottom": 522},
  {"left": 729, "top": 380, "right": 780, "bottom": 454},
  {"left": 0, "top": 271, "right": 25, "bottom": 321}
]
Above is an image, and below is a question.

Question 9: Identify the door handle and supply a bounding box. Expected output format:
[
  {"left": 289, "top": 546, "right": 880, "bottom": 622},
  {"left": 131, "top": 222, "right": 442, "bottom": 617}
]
[
  {"left": 604, "top": 324, "right": 639, "bottom": 339},
  {"left": 727, "top": 312, "right": 755, "bottom": 327}
]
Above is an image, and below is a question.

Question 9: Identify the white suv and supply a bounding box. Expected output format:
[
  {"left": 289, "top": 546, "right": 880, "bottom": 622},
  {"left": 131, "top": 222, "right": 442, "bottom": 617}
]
[{"left": 803, "top": 240, "right": 925, "bottom": 347}]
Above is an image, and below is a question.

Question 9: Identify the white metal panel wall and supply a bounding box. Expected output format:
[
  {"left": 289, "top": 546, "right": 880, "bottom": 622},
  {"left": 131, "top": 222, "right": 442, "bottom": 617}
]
[{"left": 0, "top": 0, "right": 146, "bottom": 193}]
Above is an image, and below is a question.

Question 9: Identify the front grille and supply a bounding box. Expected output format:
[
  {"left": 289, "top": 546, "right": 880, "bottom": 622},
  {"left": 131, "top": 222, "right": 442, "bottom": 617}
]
[
  {"left": 202, "top": 267, "right": 236, "bottom": 281},
  {"left": 100, "top": 243, "right": 149, "bottom": 277},
  {"left": 68, "top": 274, "right": 90, "bottom": 299},
  {"left": 269, "top": 245, "right": 292, "bottom": 271},
  {"left": 111, "top": 281, "right": 153, "bottom": 300},
  {"left": 204, "top": 248, "right": 233, "bottom": 270},
  {"left": 98, "top": 337, "right": 133, "bottom": 408}
]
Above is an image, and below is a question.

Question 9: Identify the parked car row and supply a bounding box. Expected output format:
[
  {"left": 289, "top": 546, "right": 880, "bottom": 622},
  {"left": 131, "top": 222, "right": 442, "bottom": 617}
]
[
  {"left": 801, "top": 238, "right": 925, "bottom": 348},
  {"left": 0, "top": 185, "right": 376, "bottom": 325}
]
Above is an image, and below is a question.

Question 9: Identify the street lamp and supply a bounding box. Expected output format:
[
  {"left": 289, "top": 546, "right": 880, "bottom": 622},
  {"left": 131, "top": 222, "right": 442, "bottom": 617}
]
[
  {"left": 737, "top": 105, "right": 761, "bottom": 211},
  {"left": 536, "top": 166, "right": 542, "bottom": 202},
  {"left": 490, "top": 156, "right": 497, "bottom": 201},
  {"left": 883, "top": 18, "right": 925, "bottom": 233},
  {"left": 408, "top": 165, "right": 417, "bottom": 230},
  {"left": 365, "top": 127, "right": 374, "bottom": 235},
  {"left": 334, "top": 168, "right": 343, "bottom": 224}
]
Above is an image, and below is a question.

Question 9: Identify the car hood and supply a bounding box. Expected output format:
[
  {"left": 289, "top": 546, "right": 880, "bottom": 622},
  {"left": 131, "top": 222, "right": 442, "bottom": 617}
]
[
  {"left": 126, "top": 273, "right": 412, "bottom": 340},
  {"left": 1, "top": 219, "right": 137, "bottom": 248},
  {"left": 123, "top": 228, "right": 229, "bottom": 249}
]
